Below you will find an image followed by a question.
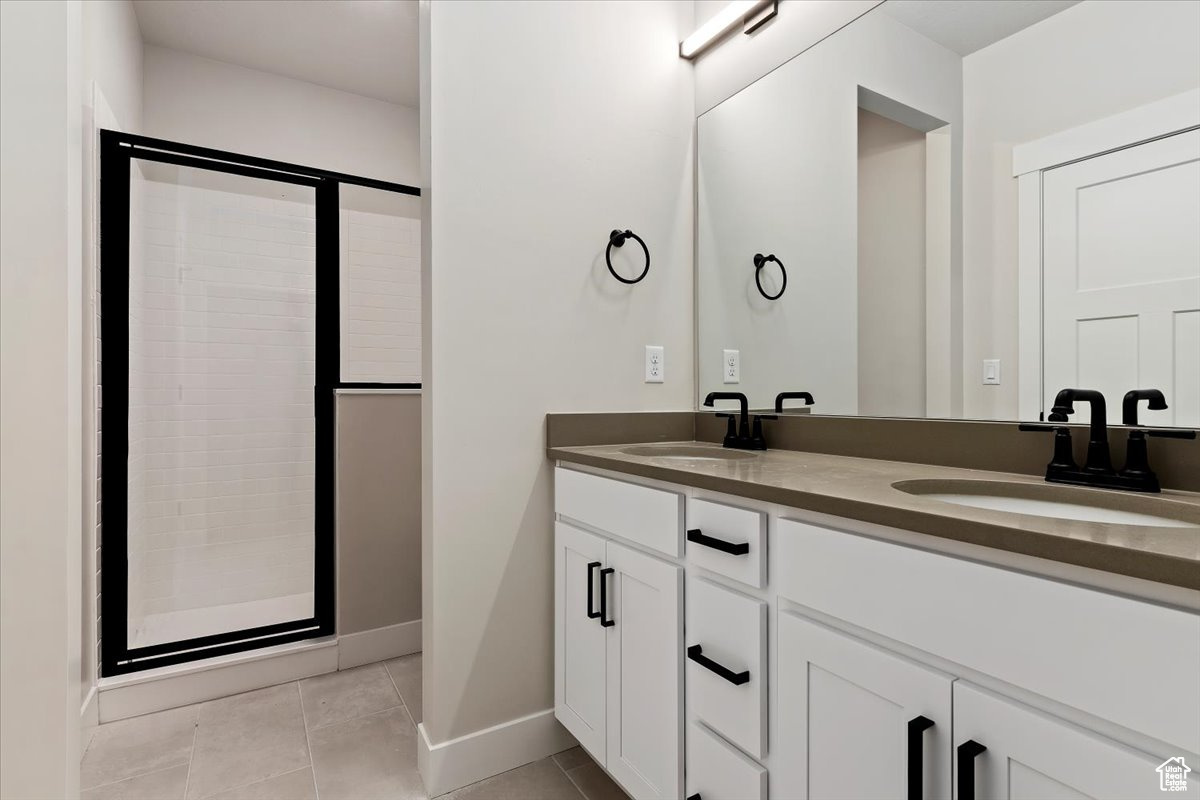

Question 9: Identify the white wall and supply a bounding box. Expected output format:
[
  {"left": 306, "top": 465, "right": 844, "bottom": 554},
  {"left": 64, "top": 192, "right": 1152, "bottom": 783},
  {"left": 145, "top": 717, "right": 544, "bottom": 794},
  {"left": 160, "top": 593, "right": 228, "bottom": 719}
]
[
  {"left": 144, "top": 45, "right": 419, "bottom": 186},
  {"left": 960, "top": 0, "right": 1200, "bottom": 419},
  {"left": 421, "top": 0, "right": 694, "bottom": 771},
  {"left": 84, "top": 0, "right": 142, "bottom": 131},
  {"left": 696, "top": 10, "right": 961, "bottom": 414},
  {"left": 82, "top": 0, "right": 143, "bottom": 714},
  {"left": 1, "top": 1, "right": 83, "bottom": 796}
]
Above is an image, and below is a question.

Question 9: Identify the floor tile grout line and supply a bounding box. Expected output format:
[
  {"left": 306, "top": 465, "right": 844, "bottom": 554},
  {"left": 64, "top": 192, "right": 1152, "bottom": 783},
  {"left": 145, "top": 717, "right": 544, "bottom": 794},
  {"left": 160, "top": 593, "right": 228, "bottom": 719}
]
[
  {"left": 181, "top": 713, "right": 199, "bottom": 800},
  {"left": 79, "top": 762, "right": 193, "bottom": 795},
  {"left": 80, "top": 706, "right": 202, "bottom": 792},
  {"left": 382, "top": 659, "right": 418, "bottom": 730},
  {"left": 558, "top": 761, "right": 592, "bottom": 800},
  {"left": 296, "top": 679, "right": 320, "bottom": 800}
]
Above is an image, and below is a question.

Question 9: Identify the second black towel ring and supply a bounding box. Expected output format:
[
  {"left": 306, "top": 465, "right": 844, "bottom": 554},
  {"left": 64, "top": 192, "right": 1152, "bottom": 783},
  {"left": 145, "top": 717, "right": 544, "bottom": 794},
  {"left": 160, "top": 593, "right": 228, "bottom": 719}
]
[
  {"left": 753, "top": 253, "right": 787, "bottom": 300},
  {"left": 607, "top": 229, "right": 650, "bottom": 285}
]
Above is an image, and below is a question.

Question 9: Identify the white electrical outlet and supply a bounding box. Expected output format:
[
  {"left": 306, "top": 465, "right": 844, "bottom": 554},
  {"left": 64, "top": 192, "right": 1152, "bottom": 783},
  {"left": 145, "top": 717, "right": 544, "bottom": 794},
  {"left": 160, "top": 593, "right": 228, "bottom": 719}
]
[
  {"left": 982, "top": 359, "right": 1001, "bottom": 385},
  {"left": 723, "top": 349, "right": 740, "bottom": 383},
  {"left": 645, "top": 345, "right": 664, "bottom": 383}
]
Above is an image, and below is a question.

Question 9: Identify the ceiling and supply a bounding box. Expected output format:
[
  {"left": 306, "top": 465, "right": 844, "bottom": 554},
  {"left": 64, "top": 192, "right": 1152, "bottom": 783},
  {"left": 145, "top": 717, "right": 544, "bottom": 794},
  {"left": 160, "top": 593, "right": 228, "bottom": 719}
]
[
  {"left": 882, "top": 0, "right": 1080, "bottom": 56},
  {"left": 133, "top": 0, "right": 419, "bottom": 107}
]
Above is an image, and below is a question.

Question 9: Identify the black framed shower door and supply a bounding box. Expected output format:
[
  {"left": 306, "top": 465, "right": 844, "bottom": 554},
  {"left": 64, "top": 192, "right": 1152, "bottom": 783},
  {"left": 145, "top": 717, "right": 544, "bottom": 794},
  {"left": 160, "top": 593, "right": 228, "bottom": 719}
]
[{"left": 99, "top": 131, "right": 419, "bottom": 675}]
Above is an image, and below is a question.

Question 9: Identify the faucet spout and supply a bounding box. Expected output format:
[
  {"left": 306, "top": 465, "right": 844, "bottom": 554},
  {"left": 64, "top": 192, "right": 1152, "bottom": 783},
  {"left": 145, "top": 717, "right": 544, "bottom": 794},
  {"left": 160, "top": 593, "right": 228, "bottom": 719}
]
[
  {"left": 1121, "top": 389, "right": 1167, "bottom": 426},
  {"left": 703, "top": 391, "right": 749, "bottom": 428},
  {"left": 1049, "top": 389, "right": 1113, "bottom": 474}
]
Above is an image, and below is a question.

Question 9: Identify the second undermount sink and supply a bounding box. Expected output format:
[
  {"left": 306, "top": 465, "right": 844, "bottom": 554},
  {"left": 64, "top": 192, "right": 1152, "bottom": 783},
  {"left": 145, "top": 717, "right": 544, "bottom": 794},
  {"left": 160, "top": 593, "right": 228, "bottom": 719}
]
[
  {"left": 620, "top": 443, "right": 757, "bottom": 463},
  {"left": 895, "top": 479, "right": 1200, "bottom": 528}
]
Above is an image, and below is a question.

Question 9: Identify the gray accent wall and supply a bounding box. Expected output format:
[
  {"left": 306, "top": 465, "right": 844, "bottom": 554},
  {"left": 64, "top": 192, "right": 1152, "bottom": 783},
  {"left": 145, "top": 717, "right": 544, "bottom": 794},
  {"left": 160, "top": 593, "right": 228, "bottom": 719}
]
[{"left": 336, "top": 392, "right": 421, "bottom": 634}]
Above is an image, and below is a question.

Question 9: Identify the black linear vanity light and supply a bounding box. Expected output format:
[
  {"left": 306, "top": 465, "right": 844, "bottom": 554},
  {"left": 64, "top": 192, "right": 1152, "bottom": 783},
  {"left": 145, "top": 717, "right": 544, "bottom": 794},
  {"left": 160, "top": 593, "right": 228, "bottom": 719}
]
[{"left": 679, "top": 0, "right": 777, "bottom": 59}]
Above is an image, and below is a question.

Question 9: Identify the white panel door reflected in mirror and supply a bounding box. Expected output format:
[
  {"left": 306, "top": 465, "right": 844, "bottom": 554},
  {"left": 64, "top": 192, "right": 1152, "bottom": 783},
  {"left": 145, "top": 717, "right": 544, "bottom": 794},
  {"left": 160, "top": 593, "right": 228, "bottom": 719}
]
[{"left": 696, "top": 0, "right": 1200, "bottom": 426}]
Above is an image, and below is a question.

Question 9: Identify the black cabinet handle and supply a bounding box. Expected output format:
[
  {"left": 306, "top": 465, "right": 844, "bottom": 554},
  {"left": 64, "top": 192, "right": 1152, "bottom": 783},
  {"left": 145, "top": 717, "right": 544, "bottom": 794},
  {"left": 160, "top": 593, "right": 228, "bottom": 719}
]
[
  {"left": 957, "top": 740, "right": 986, "bottom": 800},
  {"left": 907, "top": 715, "right": 934, "bottom": 800},
  {"left": 687, "top": 644, "right": 750, "bottom": 685},
  {"left": 686, "top": 795, "right": 701, "bottom": 800},
  {"left": 686, "top": 529, "right": 750, "bottom": 556},
  {"left": 586, "top": 561, "right": 601, "bottom": 620},
  {"left": 599, "top": 568, "right": 615, "bottom": 627}
]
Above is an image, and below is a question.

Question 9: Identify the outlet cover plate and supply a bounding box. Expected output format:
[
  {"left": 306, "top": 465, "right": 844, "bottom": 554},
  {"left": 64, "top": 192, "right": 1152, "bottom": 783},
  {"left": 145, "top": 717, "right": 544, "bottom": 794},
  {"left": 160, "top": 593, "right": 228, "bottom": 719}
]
[
  {"left": 723, "top": 349, "right": 740, "bottom": 383},
  {"left": 645, "top": 345, "right": 664, "bottom": 383}
]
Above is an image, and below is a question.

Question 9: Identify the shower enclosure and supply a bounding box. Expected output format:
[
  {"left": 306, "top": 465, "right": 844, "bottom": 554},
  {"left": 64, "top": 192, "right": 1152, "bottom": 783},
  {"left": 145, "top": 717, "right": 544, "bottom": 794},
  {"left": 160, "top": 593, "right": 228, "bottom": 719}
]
[{"left": 99, "top": 132, "right": 418, "bottom": 674}]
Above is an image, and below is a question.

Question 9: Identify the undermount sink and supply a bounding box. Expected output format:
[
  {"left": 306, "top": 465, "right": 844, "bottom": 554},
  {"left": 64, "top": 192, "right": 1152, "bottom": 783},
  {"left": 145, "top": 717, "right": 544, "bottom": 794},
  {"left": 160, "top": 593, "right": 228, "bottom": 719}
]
[
  {"left": 895, "top": 479, "right": 1200, "bottom": 528},
  {"left": 620, "top": 444, "right": 757, "bottom": 462}
]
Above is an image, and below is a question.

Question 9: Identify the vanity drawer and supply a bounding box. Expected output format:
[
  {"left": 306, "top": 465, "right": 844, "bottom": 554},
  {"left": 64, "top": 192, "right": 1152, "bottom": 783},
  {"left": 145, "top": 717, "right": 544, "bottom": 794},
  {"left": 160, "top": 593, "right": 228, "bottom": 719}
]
[
  {"left": 686, "top": 577, "right": 768, "bottom": 758},
  {"left": 775, "top": 518, "right": 1200, "bottom": 753},
  {"left": 554, "top": 466, "right": 683, "bottom": 557},
  {"left": 686, "top": 497, "right": 766, "bottom": 588},
  {"left": 686, "top": 721, "right": 767, "bottom": 800}
]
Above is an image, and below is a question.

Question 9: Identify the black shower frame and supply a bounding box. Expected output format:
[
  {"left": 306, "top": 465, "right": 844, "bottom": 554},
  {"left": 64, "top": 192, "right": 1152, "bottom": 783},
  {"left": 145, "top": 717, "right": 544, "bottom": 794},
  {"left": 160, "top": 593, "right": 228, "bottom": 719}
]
[{"left": 99, "top": 131, "right": 420, "bottom": 675}]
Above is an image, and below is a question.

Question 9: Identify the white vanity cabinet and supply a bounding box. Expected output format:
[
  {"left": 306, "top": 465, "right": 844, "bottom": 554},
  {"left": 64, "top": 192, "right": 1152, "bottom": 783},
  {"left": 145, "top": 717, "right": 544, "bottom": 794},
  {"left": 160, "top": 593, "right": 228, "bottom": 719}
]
[
  {"left": 553, "top": 464, "right": 1200, "bottom": 800},
  {"left": 952, "top": 682, "right": 1173, "bottom": 800},
  {"left": 776, "top": 612, "right": 953, "bottom": 800},
  {"left": 554, "top": 470, "right": 685, "bottom": 800}
]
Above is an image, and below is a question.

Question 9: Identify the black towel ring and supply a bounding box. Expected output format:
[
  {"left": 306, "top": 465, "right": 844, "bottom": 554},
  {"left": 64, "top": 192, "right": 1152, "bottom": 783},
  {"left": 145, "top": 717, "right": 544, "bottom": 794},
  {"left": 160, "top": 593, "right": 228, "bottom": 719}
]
[
  {"left": 753, "top": 253, "right": 787, "bottom": 300},
  {"left": 606, "top": 229, "right": 650, "bottom": 285}
]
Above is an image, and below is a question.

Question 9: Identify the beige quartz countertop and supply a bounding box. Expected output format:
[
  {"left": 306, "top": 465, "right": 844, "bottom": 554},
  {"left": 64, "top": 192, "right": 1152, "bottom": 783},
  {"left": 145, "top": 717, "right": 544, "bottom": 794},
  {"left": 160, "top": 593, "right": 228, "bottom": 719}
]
[{"left": 548, "top": 442, "right": 1200, "bottom": 593}]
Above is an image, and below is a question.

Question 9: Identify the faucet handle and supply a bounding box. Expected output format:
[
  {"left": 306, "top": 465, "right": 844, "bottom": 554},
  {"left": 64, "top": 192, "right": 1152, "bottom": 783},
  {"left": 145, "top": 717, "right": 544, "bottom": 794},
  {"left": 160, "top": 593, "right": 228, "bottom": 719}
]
[
  {"left": 1019, "top": 423, "right": 1076, "bottom": 470},
  {"left": 1146, "top": 428, "right": 1197, "bottom": 440}
]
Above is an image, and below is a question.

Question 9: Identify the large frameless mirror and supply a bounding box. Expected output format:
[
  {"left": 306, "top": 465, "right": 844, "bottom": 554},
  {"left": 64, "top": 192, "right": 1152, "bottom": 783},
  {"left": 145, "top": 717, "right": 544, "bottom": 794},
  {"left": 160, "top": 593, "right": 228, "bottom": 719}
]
[{"left": 696, "top": 0, "right": 1200, "bottom": 427}]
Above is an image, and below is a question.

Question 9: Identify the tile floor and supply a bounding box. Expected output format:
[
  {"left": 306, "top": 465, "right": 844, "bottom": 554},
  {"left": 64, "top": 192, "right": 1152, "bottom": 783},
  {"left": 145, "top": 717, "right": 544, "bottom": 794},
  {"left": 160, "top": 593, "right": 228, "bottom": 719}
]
[{"left": 80, "top": 654, "right": 628, "bottom": 800}]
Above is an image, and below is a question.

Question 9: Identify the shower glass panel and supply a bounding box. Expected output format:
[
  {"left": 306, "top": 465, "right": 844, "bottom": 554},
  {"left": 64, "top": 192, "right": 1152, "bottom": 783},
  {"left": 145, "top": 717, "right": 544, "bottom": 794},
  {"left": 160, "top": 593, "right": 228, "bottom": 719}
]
[
  {"left": 126, "top": 160, "right": 318, "bottom": 649},
  {"left": 339, "top": 184, "right": 422, "bottom": 385}
]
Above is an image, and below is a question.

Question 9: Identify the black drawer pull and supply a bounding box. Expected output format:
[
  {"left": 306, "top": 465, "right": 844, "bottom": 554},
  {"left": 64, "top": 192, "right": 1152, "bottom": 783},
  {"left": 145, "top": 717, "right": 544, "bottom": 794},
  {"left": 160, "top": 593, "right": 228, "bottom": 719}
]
[
  {"left": 599, "top": 567, "right": 615, "bottom": 627},
  {"left": 687, "top": 795, "right": 701, "bottom": 800},
  {"left": 687, "top": 644, "right": 750, "bottom": 685},
  {"left": 686, "top": 528, "right": 750, "bottom": 556},
  {"left": 957, "top": 740, "right": 986, "bottom": 800},
  {"left": 907, "top": 715, "right": 934, "bottom": 800},
  {"left": 586, "top": 561, "right": 601, "bottom": 620}
]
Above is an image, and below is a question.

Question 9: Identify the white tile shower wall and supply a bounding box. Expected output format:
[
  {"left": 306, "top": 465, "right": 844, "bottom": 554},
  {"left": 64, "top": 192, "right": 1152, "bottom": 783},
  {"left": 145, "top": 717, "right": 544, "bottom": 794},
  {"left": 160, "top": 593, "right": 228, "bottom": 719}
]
[
  {"left": 340, "top": 210, "right": 421, "bottom": 383},
  {"left": 126, "top": 177, "right": 317, "bottom": 646}
]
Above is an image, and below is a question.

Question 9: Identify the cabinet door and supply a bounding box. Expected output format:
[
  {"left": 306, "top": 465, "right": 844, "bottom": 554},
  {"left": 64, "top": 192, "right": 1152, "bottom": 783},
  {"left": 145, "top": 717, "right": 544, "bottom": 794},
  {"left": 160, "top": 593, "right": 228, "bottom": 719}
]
[
  {"left": 954, "top": 682, "right": 1195, "bottom": 799},
  {"left": 554, "top": 522, "right": 608, "bottom": 764},
  {"left": 605, "top": 540, "right": 683, "bottom": 800},
  {"left": 777, "top": 612, "right": 954, "bottom": 800}
]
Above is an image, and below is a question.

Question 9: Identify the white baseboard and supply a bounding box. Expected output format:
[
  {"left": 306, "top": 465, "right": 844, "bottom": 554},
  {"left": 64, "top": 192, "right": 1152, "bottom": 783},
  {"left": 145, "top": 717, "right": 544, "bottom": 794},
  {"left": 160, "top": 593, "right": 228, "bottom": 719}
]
[
  {"left": 417, "top": 709, "right": 576, "bottom": 797},
  {"left": 338, "top": 619, "right": 421, "bottom": 670}
]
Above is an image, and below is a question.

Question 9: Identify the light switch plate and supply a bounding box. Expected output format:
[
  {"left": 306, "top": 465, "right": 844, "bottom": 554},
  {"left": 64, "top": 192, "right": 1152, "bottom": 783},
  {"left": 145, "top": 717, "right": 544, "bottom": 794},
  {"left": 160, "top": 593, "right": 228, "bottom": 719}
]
[
  {"left": 723, "top": 349, "right": 740, "bottom": 383},
  {"left": 645, "top": 345, "right": 664, "bottom": 383},
  {"left": 982, "top": 359, "right": 1001, "bottom": 385}
]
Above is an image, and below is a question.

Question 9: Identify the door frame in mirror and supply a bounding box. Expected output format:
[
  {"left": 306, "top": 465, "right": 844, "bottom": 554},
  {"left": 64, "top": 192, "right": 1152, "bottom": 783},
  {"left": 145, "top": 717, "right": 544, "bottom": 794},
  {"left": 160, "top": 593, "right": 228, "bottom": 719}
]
[{"left": 1014, "top": 89, "right": 1200, "bottom": 421}]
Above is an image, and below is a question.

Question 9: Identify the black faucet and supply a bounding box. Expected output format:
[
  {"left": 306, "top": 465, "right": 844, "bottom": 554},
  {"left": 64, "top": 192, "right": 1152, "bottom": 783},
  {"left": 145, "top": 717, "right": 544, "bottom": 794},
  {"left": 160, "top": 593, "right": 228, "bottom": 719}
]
[
  {"left": 1118, "top": 390, "right": 1195, "bottom": 493},
  {"left": 1122, "top": 389, "right": 1167, "bottom": 426},
  {"left": 775, "top": 391, "right": 815, "bottom": 413},
  {"left": 1047, "top": 388, "right": 1113, "bottom": 474},
  {"left": 703, "top": 391, "right": 767, "bottom": 450},
  {"left": 1023, "top": 388, "right": 1195, "bottom": 493}
]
